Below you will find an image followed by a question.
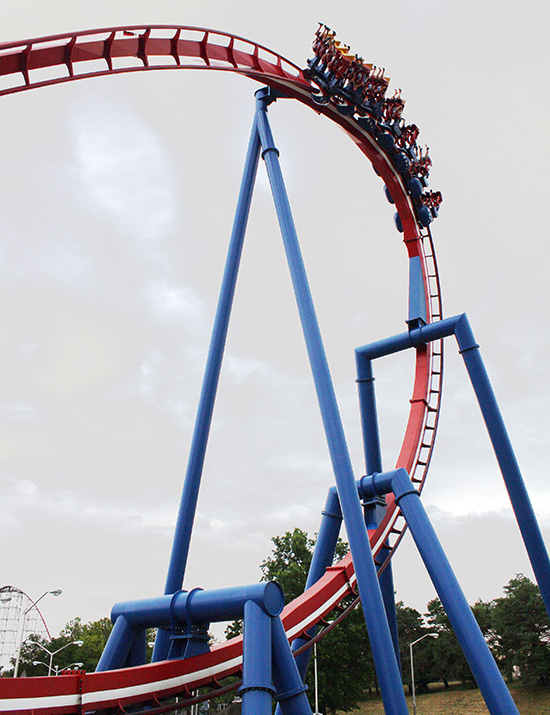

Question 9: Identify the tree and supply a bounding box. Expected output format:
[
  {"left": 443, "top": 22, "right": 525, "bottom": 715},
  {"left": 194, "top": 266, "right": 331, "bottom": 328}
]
[
  {"left": 425, "top": 598, "right": 471, "bottom": 687},
  {"left": 395, "top": 601, "right": 434, "bottom": 692},
  {"left": 8, "top": 616, "right": 114, "bottom": 676},
  {"left": 424, "top": 596, "right": 496, "bottom": 688},
  {"left": 260, "top": 529, "right": 316, "bottom": 603},
  {"left": 491, "top": 574, "right": 550, "bottom": 684}
]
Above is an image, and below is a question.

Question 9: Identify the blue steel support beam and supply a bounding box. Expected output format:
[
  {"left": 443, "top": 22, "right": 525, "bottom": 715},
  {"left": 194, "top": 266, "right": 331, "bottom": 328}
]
[
  {"left": 360, "top": 469, "right": 520, "bottom": 715},
  {"left": 355, "top": 352, "right": 399, "bottom": 667},
  {"left": 355, "top": 354, "right": 383, "bottom": 476},
  {"left": 101, "top": 583, "right": 283, "bottom": 671},
  {"left": 96, "top": 615, "right": 135, "bottom": 672},
  {"left": 126, "top": 629, "right": 146, "bottom": 667},
  {"left": 255, "top": 88, "right": 408, "bottom": 715},
  {"left": 113, "top": 582, "right": 284, "bottom": 629},
  {"left": 154, "top": 116, "right": 262, "bottom": 663},
  {"left": 291, "top": 487, "right": 343, "bottom": 680},
  {"left": 377, "top": 543, "right": 401, "bottom": 672},
  {"left": 271, "top": 616, "right": 313, "bottom": 715},
  {"left": 407, "top": 255, "right": 427, "bottom": 328},
  {"left": 355, "top": 315, "right": 460, "bottom": 361},
  {"left": 453, "top": 314, "right": 550, "bottom": 619},
  {"left": 240, "top": 600, "right": 275, "bottom": 715}
]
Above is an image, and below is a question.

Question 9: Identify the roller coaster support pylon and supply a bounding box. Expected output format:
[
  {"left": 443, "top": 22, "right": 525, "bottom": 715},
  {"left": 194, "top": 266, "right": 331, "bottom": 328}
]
[
  {"left": 359, "top": 468, "right": 520, "bottom": 715},
  {"left": 289, "top": 486, "right": 343, "bottom": 682},
  {"left": 255, "top": 86, "right": 409, "bottom": 715},
  {"left": 152, "top": 102, "right": 263, "bottom": 664},
  {"left": 356, "top": 313, "right": 550, "bottom": 622}
]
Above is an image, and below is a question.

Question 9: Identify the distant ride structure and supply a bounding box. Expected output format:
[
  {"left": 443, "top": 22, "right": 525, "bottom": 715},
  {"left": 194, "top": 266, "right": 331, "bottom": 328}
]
[
  {"left": 0, "top": 587, "right": 52, "bottom": 674},
  {"left": 0, "top": 23, "right": 547, "bottom": 715}
]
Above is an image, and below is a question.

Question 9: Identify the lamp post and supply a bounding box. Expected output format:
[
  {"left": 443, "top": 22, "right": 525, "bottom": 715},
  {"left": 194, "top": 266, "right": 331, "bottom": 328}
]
[
  {"left": 409, "top": 633, "right": 438, "bottom": 715},
  {"left": 13, "top": 589, "right": 63, "bottom": 677},
  {"left": 33, "top": 659, "right": 84, "bottom": 676},
  {"left": 313, "top": 641, "right": 320, "bottom": 715},
  {"left": 33, "top": 640, "right": 84, "bottom": 676}
]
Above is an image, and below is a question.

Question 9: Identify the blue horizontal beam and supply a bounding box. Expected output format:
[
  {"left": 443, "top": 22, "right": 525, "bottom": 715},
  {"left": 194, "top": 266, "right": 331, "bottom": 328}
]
[{"left": 112, "top": 582, "right": 284, "bottom": 629}]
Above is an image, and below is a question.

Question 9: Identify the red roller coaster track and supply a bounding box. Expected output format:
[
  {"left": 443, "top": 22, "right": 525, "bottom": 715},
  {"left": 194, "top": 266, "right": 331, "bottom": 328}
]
[{"left": 0, "top": 25, "right": 443, "bottom": 714}]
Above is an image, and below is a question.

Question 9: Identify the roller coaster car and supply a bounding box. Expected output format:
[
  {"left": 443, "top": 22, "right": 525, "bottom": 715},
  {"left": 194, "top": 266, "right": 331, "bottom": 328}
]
[{"left": 307, "top": 25, "right": 440, "bottom": 230}]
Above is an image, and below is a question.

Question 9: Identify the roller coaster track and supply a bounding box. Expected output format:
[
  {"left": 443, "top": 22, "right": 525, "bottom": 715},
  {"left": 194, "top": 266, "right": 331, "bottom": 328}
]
[{"left": 0, "top": 25, "right": 443, "bottom": 714}]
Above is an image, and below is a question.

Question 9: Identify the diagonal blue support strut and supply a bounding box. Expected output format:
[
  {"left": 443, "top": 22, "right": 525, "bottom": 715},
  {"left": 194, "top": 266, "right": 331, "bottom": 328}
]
[
  {"left": 255, "top": 87, "right": 409, "bottom": 715},
  {"left": 153, "top": 115, "right": 262, "bottom": 663},
  {"left": 360, "top": 469, "right": 521, "bottom": 715}
]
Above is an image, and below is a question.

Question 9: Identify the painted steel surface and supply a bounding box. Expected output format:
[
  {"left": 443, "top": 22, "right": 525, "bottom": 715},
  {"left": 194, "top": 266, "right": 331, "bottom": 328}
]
[
  {"left": 360, "top": 468, "right": 522, "bottom": 715},
  {"left": 0, "top": 25, "right": 443, "bottom": 714}
]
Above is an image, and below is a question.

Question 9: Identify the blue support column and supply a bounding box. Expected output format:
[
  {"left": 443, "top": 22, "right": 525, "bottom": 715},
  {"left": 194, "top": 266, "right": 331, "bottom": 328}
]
[
  {"left": 355, "top": 350, "right": 399, "bottom": 669},
  {"left": 407, "top": 255, "right": 427, "bottom": 328},
  {"left": 377, "top": 543, "right": 401, "bottom": 673},
  {"left": 292, "top": 487, "right": 342, "bottom": 680},
  {"left": 96, "top": 616, "right": 135, "bottom": 672},
  {"left": 255, "top": 88, "right": 408, "bottom": 715},
  {"left": 153, "top": 116, "right": 262, "bottom": 662},
  {"left": 239, "top": 600, "right": 275, "bottom": 715},
  {"left": 271, "top": 616, "right": 313, "bottom": 715},
  {"left": 453, "top": 314, "right": 550, "bottom": 620},
  {"left": 126, "top": 629, "right": 146, "bottom": 667},
  {"left": 355, "top": 353, "right": 383, "bottom": 476}
]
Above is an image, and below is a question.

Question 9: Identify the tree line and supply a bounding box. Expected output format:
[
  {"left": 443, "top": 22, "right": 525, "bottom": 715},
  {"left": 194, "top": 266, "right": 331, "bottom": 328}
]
[{"left": 6, "top": 527, "right": 550, "bottom": 715}]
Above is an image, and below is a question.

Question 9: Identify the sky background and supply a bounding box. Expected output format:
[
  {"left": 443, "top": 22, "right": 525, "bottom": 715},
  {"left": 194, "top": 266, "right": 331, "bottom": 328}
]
[{"left": 0, "top": 0, "right": 549, "bottom": 655}]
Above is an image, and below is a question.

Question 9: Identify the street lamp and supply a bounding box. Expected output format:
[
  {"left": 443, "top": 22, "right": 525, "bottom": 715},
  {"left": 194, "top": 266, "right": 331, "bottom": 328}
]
[
  {"left": 13, "top": 589, "right": 63, "bottom": 677},
  {"left": 33, "top": 640, "right": 84, "bottom": 676},
  {"left": 409, "top": 633, "right": 438, "bottom": 715},
  {"left": 33, "top": 659, "right": 84, "bottom": 676},
  {"left": 313, "top": 641, "right": 320, "bottom": 715}
]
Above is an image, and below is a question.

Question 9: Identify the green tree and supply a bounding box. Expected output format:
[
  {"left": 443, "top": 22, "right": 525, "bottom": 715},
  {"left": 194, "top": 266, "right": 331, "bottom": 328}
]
[
  {"left": 9, "top": 616, "right": 113, "bottom": 676},
  {"left": 425, "top": 597, "right": 495, "bottom": 688},
  {"left": 491, "top": 574, "right": 550, "bottom": 684},
  {"left": 425, "top": 598, "right": 471, "bottom": 686},
  {"left": 395, "top": 601, "right": 433, "bottom": 692},
  {"left": 260, "top": 528, "right": 316, "bottom": 603}
]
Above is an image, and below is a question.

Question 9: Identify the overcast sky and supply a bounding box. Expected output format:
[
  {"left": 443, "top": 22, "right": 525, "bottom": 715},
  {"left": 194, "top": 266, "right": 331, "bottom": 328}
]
[{"left": 0, "top": 0, "right": 549, "bottom": 654}]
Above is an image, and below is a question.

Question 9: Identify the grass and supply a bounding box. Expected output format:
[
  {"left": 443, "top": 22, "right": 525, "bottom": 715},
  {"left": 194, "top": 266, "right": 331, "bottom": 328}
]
[{"left": 344, "top": 682, "right": 550, "bottom": 715}]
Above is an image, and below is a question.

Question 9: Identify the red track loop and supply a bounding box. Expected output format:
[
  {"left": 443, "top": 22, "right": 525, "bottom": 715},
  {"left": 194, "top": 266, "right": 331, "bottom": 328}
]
[{"left": 0, "top": 25, "right": 443, "bottom": 714}]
